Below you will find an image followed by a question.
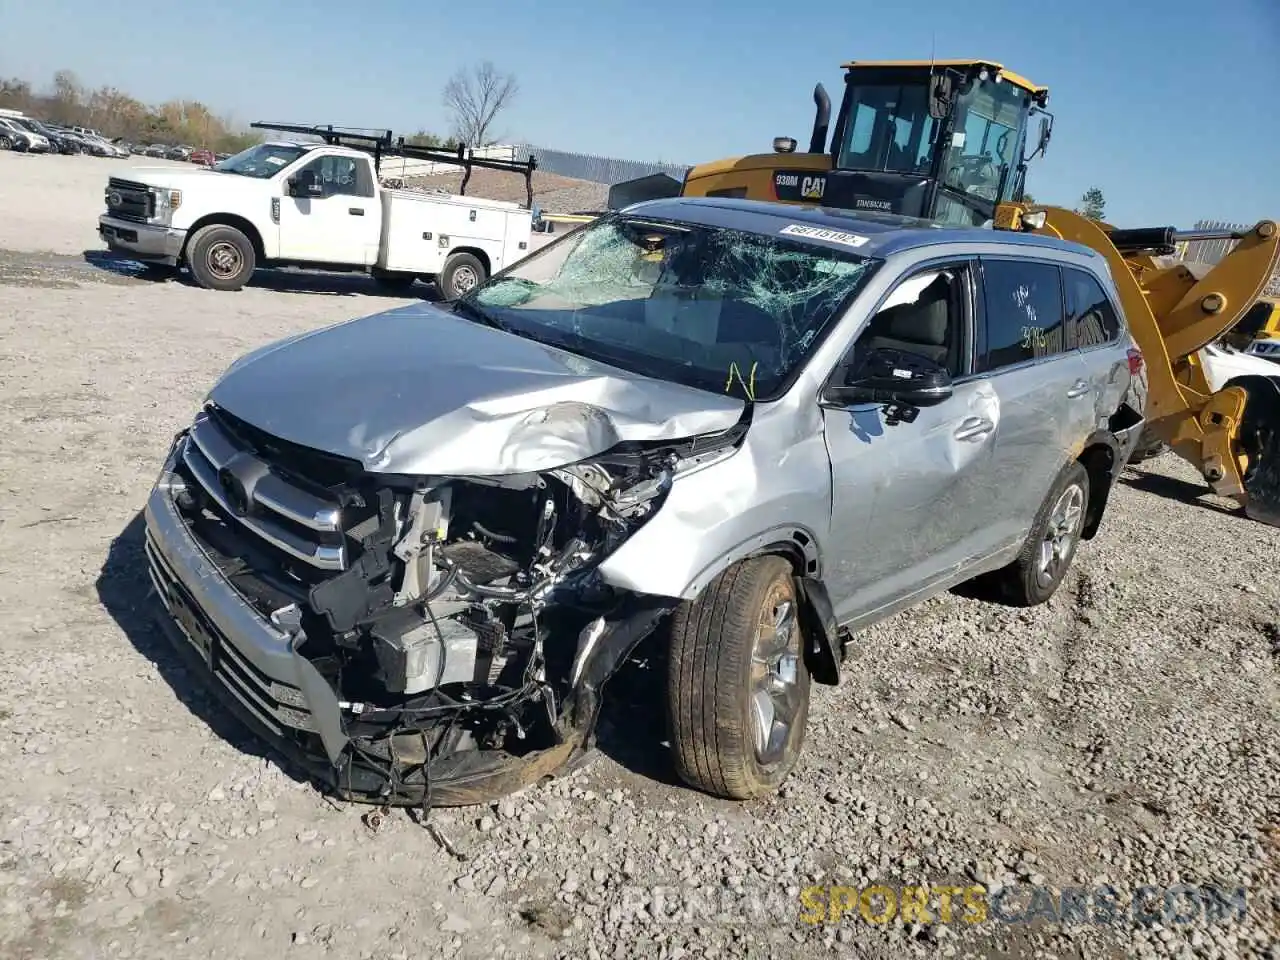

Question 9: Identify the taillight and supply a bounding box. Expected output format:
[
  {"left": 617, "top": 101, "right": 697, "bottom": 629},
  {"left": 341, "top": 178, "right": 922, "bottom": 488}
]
[{"left": 1126, "top": 347, "right": 1144, "bottom": 375}]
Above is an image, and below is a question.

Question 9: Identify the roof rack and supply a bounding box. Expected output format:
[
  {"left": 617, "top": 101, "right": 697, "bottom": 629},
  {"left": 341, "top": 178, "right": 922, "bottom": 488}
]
[{"left": 249, "top": 122, "right": 540, "bottom": 209}]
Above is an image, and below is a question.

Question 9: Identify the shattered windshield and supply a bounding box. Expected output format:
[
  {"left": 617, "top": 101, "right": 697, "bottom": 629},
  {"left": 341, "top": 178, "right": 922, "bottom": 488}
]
[
  {"left": 213, "top": 143, "right": 307, "bottom": 178},
  {"left": 466, "top": 216, "right": 878, "bottom": 400}
]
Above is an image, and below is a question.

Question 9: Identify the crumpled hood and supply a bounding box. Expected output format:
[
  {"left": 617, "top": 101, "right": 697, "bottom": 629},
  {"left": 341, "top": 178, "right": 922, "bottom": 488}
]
[{"left": 207, "top": 302, "right": 746, "bottom": 475}]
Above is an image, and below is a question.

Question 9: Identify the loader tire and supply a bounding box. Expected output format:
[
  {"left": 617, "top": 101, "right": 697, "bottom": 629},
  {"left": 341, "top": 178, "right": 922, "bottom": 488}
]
[
  {"left": 186, "top": 224, "right": 255, "bottom": 291},
  {"left": 1234, "top": 374, "right": 1280, "bottom": 526},
  {"left": 993, "top": 460, "right": 1090, "bottom": 607},
  {"left": 438, "top": 252, "right": 485, "bottom": 300},
  {"left": 666, "top": 556, "right": 810, "bottom": 800}
]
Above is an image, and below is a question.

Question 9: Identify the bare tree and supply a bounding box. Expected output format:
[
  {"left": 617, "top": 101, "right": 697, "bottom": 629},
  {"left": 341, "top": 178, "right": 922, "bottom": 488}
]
[{"left": 442, "top": 61, "right": 518, "bottom": 147}]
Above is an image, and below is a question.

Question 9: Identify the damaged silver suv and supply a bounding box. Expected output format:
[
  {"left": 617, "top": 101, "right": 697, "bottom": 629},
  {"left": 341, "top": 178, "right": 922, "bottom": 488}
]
[{"left": 143, "top": 197, "right": 1146, "bottom": 806}]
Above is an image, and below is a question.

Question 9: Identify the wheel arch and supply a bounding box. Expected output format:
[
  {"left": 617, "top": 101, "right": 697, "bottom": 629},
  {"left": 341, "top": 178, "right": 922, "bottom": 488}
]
[
  {"left": 1076, "top": 431, "right": 1122, "bottom": 540},
  {"left": 447, "top": 246, "right": 491, "bottom": 275},
  {"left": 181, "top": 214, "right": 265, "bottom": 265},
  {"left": 683, "top": 528, "right": 840, "bottom": 687}
]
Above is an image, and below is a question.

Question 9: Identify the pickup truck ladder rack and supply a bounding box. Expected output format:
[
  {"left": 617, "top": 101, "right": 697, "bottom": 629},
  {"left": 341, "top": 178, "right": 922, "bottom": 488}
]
[{"left": 249, "top": 122, "right": 540, "bottom": 209}]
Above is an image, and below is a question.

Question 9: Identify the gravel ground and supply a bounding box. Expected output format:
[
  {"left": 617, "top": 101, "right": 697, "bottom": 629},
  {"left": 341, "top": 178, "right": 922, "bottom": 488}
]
[{"left": 1, "top": 158, "right": 1278, "bottom": 960}]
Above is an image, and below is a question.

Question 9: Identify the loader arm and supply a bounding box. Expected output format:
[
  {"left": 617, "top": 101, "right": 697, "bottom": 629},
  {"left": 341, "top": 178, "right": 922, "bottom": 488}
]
[{"left": 1004, "top": 205, "right": 1280, "bottom": 521}]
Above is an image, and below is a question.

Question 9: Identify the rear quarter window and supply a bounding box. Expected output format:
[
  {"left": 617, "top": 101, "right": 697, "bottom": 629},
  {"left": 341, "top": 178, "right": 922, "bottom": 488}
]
[{"left": 1062, "top": 267, "right": 1123, "bottom": 347}]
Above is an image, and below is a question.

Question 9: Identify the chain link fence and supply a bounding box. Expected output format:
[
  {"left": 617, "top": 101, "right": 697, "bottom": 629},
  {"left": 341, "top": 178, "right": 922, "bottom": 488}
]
[{"left": 514, "top": 145, "right": 689, "bottom": 186}]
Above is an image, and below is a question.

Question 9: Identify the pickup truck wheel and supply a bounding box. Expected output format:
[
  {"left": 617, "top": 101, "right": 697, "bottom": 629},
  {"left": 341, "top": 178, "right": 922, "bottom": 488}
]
[
  {"left": 995, "top": 460, "right": 1090, "bottom": 606},
  {"left": 666, "top": 556, "right": 811, "bottom": 800},
  {"left": 187, "top": 224, "right": 255, "bottom": 291},
  {"left": 438, "top": 252, "right": 485, "bottom": 300}
]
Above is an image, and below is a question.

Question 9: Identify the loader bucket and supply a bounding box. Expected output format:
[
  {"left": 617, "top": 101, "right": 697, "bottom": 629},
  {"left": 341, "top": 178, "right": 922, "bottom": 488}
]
[{"left": 1237, "top": 374, "right": 1280, "bottom": 525}]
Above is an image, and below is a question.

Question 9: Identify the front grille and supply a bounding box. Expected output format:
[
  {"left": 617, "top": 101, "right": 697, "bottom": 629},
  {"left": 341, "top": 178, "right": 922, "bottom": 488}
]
[
  {"left": 106, "top": 177, "right": 154, "bottom": 223},
  {"left": 145, "top": 529, "right": 316, "bottom": 734},
  {"left": 180, "top": 410, "right": 347, "bottom": 572}
]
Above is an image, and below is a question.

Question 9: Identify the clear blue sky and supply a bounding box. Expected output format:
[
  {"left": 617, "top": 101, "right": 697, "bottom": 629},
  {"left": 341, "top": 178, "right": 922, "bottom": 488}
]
[{"left": 1, "top": 0, "right": 1274, "bottom": 225}]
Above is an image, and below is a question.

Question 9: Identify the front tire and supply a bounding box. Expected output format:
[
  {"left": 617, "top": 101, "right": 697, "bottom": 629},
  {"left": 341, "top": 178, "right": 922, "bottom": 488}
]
[
  {"left": 666, "top": 556, "right": 811, "bottom": 800},
  {"left": 993, "top": 460, "right": 1090, "bottom": 606},
  {"left": 438, "top": 252, "right": 486, "bottom": 300},
  {"left": 186, "top": 224, "right": 255, "bottom": 291}
]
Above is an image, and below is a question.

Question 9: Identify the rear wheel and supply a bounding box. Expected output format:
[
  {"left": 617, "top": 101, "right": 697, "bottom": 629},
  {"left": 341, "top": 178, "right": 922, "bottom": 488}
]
[
  {"left": 1234, "top": 374, "right": 1280, "bottom": 525},
  {"left": 438, "top": 252, "right": 486, "bottom": 300},
  {"left": 992, "top": 460, "right": 1090, "bottom": 607},
  {"left": 186, "top": 224, "right": 256, "bottom": 291},
  {"left": 666, "top": 556, "right": 811, "bottom": 800}
]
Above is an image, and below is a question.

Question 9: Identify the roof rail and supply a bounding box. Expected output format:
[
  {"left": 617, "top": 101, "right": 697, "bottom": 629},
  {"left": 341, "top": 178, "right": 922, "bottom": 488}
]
[{"left": 250, "top": 122, "right": 539, "bottom": 209}]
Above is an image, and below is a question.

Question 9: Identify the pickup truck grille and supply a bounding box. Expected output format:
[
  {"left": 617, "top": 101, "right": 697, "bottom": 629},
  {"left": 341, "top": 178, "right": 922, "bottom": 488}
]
[
  {"left": 105, "top": 177, "right": 154, "bottom": 223},
  {"left": 180, "top": 410, "right": 348, "bottom": 572}
]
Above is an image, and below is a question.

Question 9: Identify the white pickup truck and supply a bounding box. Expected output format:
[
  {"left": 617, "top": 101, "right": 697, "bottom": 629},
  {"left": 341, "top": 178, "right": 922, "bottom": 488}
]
[{"left": 97, "top": 140, "right": 534, "bottom": 297}]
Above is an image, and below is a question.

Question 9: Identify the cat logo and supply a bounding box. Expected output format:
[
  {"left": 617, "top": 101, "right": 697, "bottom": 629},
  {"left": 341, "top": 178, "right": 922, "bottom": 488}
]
[{"left": 800, "top": 176, "right": 826, "bottom": 200}]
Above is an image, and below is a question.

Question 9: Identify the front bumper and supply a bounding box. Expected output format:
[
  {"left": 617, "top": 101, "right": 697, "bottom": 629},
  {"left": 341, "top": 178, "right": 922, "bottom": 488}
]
[
  {"left": 99, "top": 216, "right": 186, "bottom": 265},
  {"left": 142, "top": 439, "right": 635, "bottom": 805}
]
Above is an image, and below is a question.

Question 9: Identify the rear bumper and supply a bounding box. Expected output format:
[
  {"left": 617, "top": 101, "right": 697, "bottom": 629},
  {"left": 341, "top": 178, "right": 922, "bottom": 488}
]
[{"left": 99, "top": 216, "right": 186, "bottom": 265}]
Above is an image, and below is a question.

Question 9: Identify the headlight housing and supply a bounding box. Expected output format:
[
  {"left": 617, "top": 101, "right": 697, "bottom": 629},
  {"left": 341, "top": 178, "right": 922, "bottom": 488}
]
[{"left": 148, "top": 188, "right": 183, "bottom": 225}]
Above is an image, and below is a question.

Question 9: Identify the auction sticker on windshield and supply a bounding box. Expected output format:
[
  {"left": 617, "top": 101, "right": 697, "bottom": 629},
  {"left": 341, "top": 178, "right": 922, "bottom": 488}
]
[{"left": 779, "top": 224, "right": 870, "bottom": 248}]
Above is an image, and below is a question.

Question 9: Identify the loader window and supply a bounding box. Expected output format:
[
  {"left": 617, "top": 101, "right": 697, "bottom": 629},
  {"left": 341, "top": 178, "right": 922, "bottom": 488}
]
[
  {"left": 943, "top": 80, "right": 1029, "bottom": 204},
  {"left": 977, "top": 258, "right": 1067, "bottom": 372},
  {"left": 837, "top": 84, "right": 937, "bottom": 175},
  {"left": 1063, "top": 268, "right": 1122, "bottom": 349}
]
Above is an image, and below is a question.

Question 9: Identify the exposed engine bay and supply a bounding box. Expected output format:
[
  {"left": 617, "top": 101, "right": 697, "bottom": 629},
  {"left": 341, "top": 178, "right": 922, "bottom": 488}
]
[{"left": 166, "top": 404, "right": 752, "bottom": 806}]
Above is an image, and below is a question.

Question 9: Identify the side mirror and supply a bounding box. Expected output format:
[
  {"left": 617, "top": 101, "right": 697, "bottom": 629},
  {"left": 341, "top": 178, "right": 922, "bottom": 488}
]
[
  {"left": 288, "top": 170, "right": 323, "bottom": 197},
  {"left": 825, "top": 347, "right": 953, "bottom": 421},
  {"left": 928, "top": 74, "right": 953, "bottom": 120}
]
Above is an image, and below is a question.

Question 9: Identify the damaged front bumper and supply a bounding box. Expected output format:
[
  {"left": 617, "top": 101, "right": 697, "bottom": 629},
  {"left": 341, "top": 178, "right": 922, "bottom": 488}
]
[{"left": 143, "top": 441, "right": 674, "bottom": 806}]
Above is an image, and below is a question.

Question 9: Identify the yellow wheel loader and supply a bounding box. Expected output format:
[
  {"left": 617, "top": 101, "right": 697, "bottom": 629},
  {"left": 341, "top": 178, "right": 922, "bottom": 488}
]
[{"left": 1000, "top": 207, "right": 1280, "bottom": 524}]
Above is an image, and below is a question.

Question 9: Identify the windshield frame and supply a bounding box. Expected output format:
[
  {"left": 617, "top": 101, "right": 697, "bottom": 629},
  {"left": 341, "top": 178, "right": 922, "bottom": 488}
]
[
  {"left": 457, "top": 212, "right": 883, "bottom": 403},
  {"left": 213, "top": 142, "right": 308, "bottom": 179},
  {"left": 941, "top": 77, "right": 1031, "bottom": 205}
]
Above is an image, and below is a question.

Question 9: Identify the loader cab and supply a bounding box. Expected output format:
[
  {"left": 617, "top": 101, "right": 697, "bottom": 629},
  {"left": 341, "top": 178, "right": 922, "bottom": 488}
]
[{"left": 679, "top": 59, "right": 1052, "bottom": 229}]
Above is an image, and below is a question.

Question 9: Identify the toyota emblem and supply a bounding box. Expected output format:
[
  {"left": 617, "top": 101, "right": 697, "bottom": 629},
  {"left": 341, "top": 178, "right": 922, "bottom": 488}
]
[
  {"left": 107, "top": 191, "right": 122, "bottom": 208},
  {"left": 217, "top": 467, "right": 250, "bottom": 517}
]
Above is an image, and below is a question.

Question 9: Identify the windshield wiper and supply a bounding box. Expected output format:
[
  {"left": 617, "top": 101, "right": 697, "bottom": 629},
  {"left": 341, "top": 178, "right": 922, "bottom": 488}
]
[{"left": 452, "top": 297, "right": 510, "bottom": 332}]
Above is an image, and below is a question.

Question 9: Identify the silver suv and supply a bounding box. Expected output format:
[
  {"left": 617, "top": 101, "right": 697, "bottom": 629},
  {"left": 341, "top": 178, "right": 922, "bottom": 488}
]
[{"left": 143, "top": 198, "right": 1146, "bottom": 806}]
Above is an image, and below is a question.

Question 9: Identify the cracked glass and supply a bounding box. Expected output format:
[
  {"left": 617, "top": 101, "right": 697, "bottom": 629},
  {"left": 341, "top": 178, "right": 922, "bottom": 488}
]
[{"left": 468, "top": 216, "right": 879, "bottom": 400}]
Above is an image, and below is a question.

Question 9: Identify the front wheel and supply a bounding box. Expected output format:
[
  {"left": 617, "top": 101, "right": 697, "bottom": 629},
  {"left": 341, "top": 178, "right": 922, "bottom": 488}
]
[
  {"left": 186, "top": 224, "right": 256, "bottom": 291},
  {"left": 438, "top": 252, "right": 486, "bottom": 300},
  {"left": 666, "top": 556, "right": 811, "bottom": 800},
  {"left": 993, "top": 460, "right": 1090, "bottom": 606},
  {"left": 0, "top": 135, "right": 12, "bottom": 151}
]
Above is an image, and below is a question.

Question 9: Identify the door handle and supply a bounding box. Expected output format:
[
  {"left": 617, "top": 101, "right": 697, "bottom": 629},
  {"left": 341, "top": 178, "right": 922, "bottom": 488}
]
[
  {"left": 1066, "top": 378, "right": 1091, "bottom": 398},
  {"left": 954, "top": 416, "right": 995, "bottom": 441},
  {"left": 348, "top": 207, "right": 365, "bottom": 216}
]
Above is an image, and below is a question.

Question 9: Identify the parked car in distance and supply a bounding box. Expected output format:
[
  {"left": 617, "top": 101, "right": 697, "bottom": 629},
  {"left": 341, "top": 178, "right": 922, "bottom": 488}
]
[
  {"left": 0, "top": 117, "right": 51, "bottom": 152},
  {"left": 9, "top": 116, "right": 80, "bottom": 154},
  {"left": 139, "top": 197, "right": 1148, "bottom": 807},
  {"left": 70, "top": 125, "right": 103, "bottom": 139},
  {"left": 144, "top": 143, "right": 169, "bottom": 158},
  {"left": 190, "top": 148, "right": 216, "bottom": 166},
  {"left": 167, "top": 144, "right": 193, "bottom": 161}
]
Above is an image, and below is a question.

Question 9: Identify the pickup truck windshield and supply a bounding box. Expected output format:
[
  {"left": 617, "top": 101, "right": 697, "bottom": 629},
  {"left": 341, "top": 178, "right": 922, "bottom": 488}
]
[
  {"left": 214, "top": 143, "right": 307, "bottom": 179},
  {"left": 466, "top": 215, "right": 878, "bottom": 401}
]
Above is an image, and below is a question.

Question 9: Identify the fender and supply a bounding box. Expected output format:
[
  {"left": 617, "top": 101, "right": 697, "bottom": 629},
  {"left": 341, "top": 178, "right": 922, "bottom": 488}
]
[
  {"left": 1077, "top": 426, "right": 1126, "bottom": 539},
  {"left": 796, "top": 576, "right": 840, "bottom": 686}
]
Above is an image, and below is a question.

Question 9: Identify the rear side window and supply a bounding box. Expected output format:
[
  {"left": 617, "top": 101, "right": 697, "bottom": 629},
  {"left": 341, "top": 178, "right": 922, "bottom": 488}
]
[
  {"left": 1063, "top": 267, "right": 1122, "bottom": 347},
  {"left": 977, "top": 258, "right": 1066, "bottom": 372}
]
